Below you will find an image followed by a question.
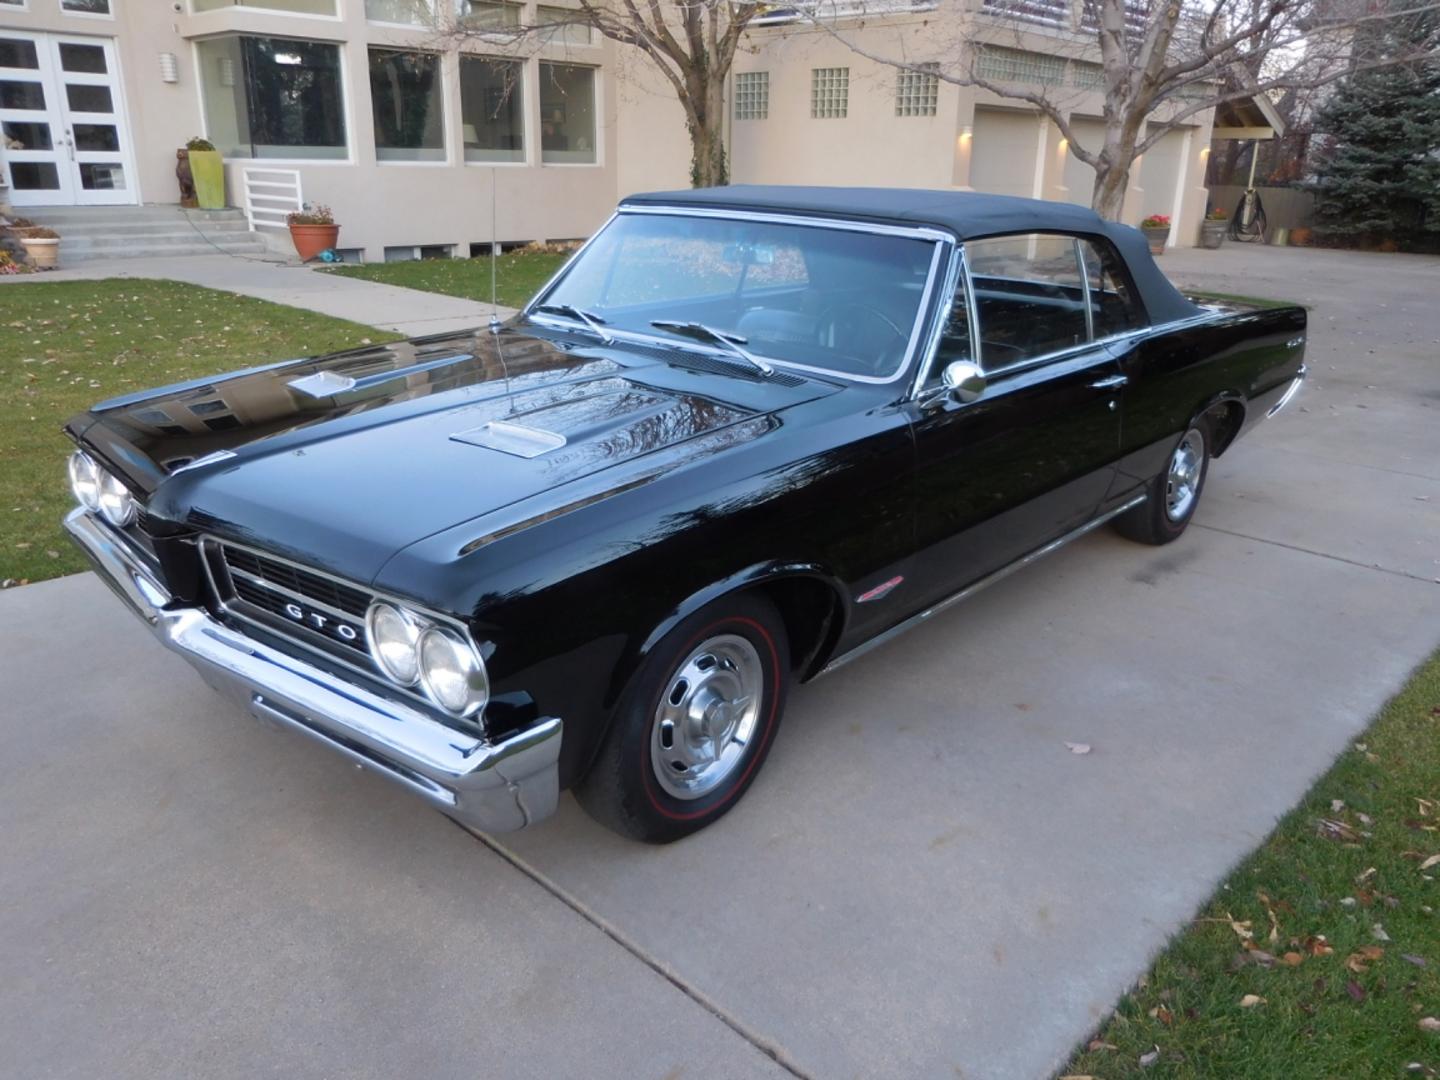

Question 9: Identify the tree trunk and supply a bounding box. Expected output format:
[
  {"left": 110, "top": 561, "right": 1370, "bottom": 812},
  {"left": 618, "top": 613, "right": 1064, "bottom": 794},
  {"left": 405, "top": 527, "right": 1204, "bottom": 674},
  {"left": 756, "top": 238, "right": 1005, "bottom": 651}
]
[
  {"left": 688, "top": 120, "right": 728, "bottom": 187},
  {"left": 1090, "top": 164, "right": 1130, "bottom": 220}
]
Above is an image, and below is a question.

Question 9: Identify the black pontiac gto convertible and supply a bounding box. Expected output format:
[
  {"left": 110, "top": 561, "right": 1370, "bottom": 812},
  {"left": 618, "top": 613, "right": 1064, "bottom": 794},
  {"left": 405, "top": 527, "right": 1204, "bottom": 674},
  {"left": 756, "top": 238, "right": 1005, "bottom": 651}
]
[{"left": 63, "top": 187, "right": 1307, "bottom": 842}]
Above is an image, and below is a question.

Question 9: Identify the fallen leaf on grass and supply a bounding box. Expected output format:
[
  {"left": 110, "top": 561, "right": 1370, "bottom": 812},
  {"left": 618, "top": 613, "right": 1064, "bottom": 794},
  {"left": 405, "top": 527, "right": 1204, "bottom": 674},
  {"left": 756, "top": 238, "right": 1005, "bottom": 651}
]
[
  {"left": 1421, "top": 854, "right": 1440, "bottom": 871},
  {"left": 1345, "top": 980, "right": 1367, "bottom": 1003},
  {"left": 1420, "top": 1017, "right": 1440, "bottom": 1033},
  {"left": 1402, "top": 954, "right": 1428, "bottom": 968},
  {"left": 1373, "top": 923, "right": 1392, "bottom": 942},
  {"left": 1346, "top": 946, "right": 1385, "bottom": 973},
  {"left": 1283, "top": 951, "right": 1306, "bottom": 966},
  {"left": 1318, "top": 818, "right": 1363, "bottom": 842},
  {"left": 1148, "top": 1005, "right": 1174, "bottom": 1026},
  {"left": 1065, "top": 742, "right": 1092, "bottom": 755},
  {"left": 1139, "top": 1046, "right": 1160, "bottom": 1068},
  {"left": 1086, "top": 1039, "right": 1118, "bottom": 1052},
  {"left": 1356, "top": 866, "right": 1377, "bottom": 884},
  {"left": 1303, "top": 935, "right": 1334, "bottom": 956},
  {"left": 1240, "top": 994, "right": 1266, "bottom": 1008}
]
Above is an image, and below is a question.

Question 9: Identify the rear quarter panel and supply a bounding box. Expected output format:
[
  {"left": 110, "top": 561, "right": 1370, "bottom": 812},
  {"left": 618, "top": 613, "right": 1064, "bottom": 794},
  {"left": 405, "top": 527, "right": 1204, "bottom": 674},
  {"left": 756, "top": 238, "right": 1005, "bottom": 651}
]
[{"left": 1110, "top": 304, "right": 1306, "bottom": 488}]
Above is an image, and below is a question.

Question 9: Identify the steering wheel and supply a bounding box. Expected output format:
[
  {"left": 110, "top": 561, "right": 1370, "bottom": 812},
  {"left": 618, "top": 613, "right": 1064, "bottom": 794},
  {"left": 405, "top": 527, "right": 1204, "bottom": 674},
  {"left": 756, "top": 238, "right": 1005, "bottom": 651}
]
[{"left": 817, "top": 301, "right": 909, "bottom": 365}]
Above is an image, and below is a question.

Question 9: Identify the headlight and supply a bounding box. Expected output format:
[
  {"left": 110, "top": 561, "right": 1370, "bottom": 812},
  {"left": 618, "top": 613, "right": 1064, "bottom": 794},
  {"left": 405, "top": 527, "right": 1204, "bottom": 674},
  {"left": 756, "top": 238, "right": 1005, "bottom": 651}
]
[
  {"left": 68, "top": 451, "right": 102, "bottom": 511},
  {"left": 365, "top": 602, "right": 425, "bottom": 686},
  {"left": 418, "top": 626, "right": 489, "bottom": 717},
  {"left": 97, "top": 469, "right": 137, "bottom": 527}
]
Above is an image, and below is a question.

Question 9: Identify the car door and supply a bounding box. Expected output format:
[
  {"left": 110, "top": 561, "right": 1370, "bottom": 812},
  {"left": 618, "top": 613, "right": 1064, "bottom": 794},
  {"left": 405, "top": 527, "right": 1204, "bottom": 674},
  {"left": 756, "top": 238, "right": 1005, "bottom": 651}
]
[{"left": 906, "top": 234, "right": 1126, "bottom": 609}]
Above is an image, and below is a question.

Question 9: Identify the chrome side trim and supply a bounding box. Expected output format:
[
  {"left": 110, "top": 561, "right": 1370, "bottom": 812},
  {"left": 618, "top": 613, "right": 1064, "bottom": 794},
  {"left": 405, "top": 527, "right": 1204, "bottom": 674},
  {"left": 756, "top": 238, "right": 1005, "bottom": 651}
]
[
  {"left": 65, "top": 509, "right": 562, "bottom": 833},
  {"left": 1266, "top": 364, "right": 1307, "bottom": 418},
  {"left": 817, "top": 493, "right": 1148, "bottom": 677},
  {"left": 905, "top": 242, "right": 966, "bottom": 400}
]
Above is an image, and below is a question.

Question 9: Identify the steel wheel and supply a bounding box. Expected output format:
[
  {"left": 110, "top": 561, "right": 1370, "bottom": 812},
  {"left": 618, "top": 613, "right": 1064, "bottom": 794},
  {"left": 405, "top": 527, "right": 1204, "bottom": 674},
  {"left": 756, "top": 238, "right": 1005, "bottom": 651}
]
[
  {"left": 1165, "top": 429, "right": 1205, "bottom": 521},
  {"left": 649, "top": 633, "right": 763, "bottom": 800}
]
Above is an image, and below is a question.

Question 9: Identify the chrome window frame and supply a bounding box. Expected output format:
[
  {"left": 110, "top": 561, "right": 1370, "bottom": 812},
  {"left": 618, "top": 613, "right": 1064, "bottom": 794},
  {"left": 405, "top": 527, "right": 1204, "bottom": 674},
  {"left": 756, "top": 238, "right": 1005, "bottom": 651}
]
[
  {"left": 524, "top": 205, "right": 953, "bottom": 386},
  {"left": 903, "top": 231, "right": 1237, "bottom": 399}
]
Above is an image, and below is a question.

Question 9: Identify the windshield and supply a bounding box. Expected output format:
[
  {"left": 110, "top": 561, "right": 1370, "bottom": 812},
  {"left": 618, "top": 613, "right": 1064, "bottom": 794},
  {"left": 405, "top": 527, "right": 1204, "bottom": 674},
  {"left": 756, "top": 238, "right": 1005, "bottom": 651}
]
[{"left": 533, "top": 212, "right": 940, "bottom": 381}]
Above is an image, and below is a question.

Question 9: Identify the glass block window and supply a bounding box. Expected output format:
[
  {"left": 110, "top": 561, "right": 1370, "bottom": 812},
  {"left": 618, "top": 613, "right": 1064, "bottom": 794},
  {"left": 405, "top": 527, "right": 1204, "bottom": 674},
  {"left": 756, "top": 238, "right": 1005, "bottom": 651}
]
[
  {"left": 1071, "top": 61, "right": 1104, "bottom": 89},
  {"left": 810, "top": 67, "right": 848, "bottom": 119},
  {"left": 734, "top": 72, "right": 768, "bottom": 120},
  {"left": 973, "top": 47, "right": 1064, "bottom": 86},
  {"left": 895, "top": 65, "right": 938, "bottom": 116}
]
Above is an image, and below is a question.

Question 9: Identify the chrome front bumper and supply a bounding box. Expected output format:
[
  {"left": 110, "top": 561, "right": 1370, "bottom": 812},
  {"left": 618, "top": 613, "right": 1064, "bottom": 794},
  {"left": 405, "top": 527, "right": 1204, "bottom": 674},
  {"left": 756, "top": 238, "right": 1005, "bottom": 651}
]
[{"left": 64, "top": 508, "right": 562, "bottom": 833}]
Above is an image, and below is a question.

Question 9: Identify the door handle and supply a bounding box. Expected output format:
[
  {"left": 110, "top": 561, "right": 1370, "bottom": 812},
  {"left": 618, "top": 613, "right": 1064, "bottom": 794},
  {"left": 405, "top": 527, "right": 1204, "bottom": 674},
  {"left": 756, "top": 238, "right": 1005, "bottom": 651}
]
[{"left": 1090, "top": 374, "right": 1128, "bottom": 391}]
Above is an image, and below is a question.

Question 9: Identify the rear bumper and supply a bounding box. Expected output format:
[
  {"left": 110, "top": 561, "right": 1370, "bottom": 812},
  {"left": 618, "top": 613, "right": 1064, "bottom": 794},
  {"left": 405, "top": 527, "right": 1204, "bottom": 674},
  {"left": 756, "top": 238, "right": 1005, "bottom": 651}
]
[{"left": 64, "top": 507, "right": 562, "bottom": 833}]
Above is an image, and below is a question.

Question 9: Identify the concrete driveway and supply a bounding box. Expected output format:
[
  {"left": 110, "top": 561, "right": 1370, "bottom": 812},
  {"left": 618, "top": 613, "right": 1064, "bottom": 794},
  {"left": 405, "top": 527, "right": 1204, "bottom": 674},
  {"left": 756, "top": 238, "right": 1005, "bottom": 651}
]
[{"left": 2, "top": 246, "right": 1437, "bottom": 1080}]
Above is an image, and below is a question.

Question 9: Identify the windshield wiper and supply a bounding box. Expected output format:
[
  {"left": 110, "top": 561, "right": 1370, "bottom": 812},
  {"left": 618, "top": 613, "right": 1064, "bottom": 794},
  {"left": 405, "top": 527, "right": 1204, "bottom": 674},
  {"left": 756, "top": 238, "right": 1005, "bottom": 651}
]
[
  {"left": 648, "top": 320, "right": 774, "bottom": 377},
  {"left": 533, "top": 303, "right": 611, "bottom": 343}
]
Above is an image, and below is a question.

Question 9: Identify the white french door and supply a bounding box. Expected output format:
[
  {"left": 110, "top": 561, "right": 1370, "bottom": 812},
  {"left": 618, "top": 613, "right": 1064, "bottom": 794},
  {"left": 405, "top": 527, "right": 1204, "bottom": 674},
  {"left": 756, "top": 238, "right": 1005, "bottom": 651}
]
[{"left": 0, "top": 31, "right": 136, "bottom": 207}]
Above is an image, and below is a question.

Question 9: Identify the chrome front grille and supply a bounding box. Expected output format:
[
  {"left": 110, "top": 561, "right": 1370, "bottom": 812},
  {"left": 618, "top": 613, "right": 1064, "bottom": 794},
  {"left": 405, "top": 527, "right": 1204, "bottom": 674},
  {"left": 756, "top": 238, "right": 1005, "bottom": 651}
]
[{"left": 204, "top": 540, "right": 372, "bottom": 664}]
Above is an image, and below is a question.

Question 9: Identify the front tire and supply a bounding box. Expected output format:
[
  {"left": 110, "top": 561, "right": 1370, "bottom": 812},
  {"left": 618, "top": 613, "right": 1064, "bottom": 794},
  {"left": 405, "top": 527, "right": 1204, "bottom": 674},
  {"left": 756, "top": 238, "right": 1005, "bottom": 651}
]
[
  {"left": 1114, "top": 422, "right": 1210, "bottom": 545},
  {"left": 576, "top": 593, "right": 790, "bottom": 843}
]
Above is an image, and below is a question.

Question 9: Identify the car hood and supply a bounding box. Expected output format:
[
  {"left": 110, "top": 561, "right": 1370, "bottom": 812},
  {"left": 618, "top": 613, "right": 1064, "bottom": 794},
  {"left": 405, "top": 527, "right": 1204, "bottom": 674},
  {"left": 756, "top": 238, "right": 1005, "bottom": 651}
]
[{"left": 72, "top": 325, "right": 838, "bottom": 584}]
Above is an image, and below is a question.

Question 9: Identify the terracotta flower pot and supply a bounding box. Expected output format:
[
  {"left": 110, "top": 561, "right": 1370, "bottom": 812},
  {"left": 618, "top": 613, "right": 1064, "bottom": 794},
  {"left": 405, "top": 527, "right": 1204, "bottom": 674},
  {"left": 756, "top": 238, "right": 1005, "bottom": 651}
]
[
  {"left": 1141, "top": 226, "right": 1170, "bottom": 255},
  {"left": 289, "top": 223, "right": 340, "bottom": 261},
  {"left": 20, "top": 237, "right": 59, "bottom": 269}
]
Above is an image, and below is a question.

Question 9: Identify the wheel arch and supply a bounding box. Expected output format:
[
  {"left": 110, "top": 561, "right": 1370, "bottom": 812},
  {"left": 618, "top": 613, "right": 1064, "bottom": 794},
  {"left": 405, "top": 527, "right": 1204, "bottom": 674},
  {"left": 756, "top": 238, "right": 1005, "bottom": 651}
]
[
  {"left": 1190, "top": 393, "right": 1247, "bottom": 457},
  {"left": 573, "top": 562, "right": 849, "bottom": 785}
]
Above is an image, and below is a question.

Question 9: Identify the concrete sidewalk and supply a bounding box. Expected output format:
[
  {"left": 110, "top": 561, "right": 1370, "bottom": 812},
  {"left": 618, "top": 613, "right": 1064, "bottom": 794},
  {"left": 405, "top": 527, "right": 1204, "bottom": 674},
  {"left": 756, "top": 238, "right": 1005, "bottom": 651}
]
[
  {"left": 0, "top": 253, "right": 509, "bottom": 338},
  {"left": 1, "top": 245, "right": 1437, "bottom": 1079}
]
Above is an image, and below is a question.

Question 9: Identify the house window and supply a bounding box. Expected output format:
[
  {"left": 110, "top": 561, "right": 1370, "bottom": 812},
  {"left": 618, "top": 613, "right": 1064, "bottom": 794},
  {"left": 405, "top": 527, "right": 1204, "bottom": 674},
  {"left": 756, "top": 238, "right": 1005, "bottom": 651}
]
[
  {"left": 458, "top": 0, "right": 521, "bottom": 29},
  {"left": 196, "top": 35, "right": 347, "bottom": 160},
  {"left": 973, "top": 46, "right": 1065, "bottom": 86},
  {"left": 539, "top": 62, "right": 596, "bottom": 163},
  {"left": 60, "top": 0, "right": 111, "bottom": 13},
  {"left": 810, "top": 67, "right": 848, "bottom": 119},
  {"left": 536, "top": 6, "right": 594, "bottom": 45},
  {"left": 895, "top": 65, "right": 938, "bottom": 116},
  {"left": 366, "top": 0, "right": 434, "bottom": 23},
  {"left": 734, "top": 72, "right": 767, "bottom": 120},
  {"left": 194, "top": 0, "right": 337, "bottom": 12},
  {"left": 369, "top": 49, "right": 445, "bottom": 162},
  {"left": 460, "top": 56, "right": 524, "bottom": 163}
]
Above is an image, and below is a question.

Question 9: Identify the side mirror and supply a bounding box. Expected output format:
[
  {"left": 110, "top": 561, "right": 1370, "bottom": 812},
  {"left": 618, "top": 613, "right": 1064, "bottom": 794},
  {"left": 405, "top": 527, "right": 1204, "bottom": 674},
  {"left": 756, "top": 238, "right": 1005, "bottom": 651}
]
[{"left": 942, "top": 360, "right": 987, "bottom": 403}]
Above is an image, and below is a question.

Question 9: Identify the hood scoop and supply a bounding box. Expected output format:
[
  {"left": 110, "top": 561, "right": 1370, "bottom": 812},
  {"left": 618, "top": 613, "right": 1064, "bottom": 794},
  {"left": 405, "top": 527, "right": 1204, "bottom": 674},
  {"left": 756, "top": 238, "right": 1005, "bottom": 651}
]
[{"left": 451, "top": 419, "right": 568, "bottom": 458}]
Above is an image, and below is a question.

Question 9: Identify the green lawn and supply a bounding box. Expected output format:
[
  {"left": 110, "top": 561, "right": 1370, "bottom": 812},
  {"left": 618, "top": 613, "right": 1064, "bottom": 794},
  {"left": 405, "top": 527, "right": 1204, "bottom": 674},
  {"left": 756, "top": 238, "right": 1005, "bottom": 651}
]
[
  {"left": 324, "top": 250, "right": 570, "bottom": 310},
  {"left": 1062, "top": 650, "right": 1440, "bottom": 1079},
  {"left": 0, "top": 279, "right": 394, "bottom": 586}
]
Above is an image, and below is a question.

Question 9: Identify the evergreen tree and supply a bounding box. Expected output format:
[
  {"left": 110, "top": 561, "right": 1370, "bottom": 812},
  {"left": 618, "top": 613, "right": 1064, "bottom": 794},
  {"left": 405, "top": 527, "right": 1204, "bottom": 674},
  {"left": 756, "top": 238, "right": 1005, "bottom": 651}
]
[{"left": 1312, "top": 13, "right": 1440, "bottom": 246}]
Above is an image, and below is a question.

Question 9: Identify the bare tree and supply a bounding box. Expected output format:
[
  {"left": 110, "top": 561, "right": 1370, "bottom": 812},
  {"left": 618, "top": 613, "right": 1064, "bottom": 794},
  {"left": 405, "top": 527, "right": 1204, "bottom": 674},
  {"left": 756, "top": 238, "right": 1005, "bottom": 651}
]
[
  {"left": 446, "top": 1, "right": 759, "bottom": 187},
  {"left": 809, "top": 0, "right": 1440, "bottom": 218}
]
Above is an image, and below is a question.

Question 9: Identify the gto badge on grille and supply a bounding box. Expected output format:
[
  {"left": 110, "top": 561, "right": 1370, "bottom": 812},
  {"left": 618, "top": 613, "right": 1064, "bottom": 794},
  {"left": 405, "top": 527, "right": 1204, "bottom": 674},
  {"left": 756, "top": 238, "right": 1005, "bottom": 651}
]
[{"left": 283, "top": 601, "right": 359, "bottom": 642}]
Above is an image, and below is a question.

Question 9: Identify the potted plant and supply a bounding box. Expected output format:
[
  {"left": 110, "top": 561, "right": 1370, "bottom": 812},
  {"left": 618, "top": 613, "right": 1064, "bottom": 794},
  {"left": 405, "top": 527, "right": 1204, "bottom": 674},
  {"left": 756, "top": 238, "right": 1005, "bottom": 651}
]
[
  {"left": 16, "top": 225, "right": 60, "bottom": 269},
  {"left": 287, "top": 203, "right": 340, "bottom": 262},
  {"left": 1140, "top": 214, "right": 1171, "bottom": 255},
  {"left": 181, "top": 136, "right": 225, "bottom": 210},
  {"left": 1200, "top": 208, "right": 1228, "bottom": 249}
]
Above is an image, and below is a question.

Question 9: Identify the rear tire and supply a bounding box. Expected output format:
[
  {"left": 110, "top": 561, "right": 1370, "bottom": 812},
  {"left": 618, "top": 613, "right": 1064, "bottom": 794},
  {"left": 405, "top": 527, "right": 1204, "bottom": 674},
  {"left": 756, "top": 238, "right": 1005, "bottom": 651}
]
[
  {"left": 575, "top": 593, "right": 790, "bottom": 843},
  {"left": 1114, "top": 422, "right": 1210, "bottom": 545}
]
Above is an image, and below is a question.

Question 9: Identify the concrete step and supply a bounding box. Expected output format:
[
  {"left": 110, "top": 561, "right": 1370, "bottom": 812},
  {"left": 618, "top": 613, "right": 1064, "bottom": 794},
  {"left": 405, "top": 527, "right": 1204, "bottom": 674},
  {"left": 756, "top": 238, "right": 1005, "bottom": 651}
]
[
  {"left": 61, "top": 241, "right": 270, "bottom": 263},
  {"left": 61, "top": 229, "right": 259, "bottom": 251},
  {"left": 21, "top": 205, "right": 246, "bottom": 225},
  {"left": 43, "top": 220, "right": 255, "bottom": 238}
]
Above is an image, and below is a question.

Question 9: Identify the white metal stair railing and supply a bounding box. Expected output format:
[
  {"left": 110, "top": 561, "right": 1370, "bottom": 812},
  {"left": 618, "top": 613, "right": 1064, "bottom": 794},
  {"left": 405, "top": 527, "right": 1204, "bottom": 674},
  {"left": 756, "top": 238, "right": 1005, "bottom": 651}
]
[{"left": 241, "top": 167, "right": 302, "bottom": 232}]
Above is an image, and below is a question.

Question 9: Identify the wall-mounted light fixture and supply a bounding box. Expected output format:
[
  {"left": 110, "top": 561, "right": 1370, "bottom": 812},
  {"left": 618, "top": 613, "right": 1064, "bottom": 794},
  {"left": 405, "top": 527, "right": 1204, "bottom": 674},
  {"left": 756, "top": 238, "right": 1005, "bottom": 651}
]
[
  {"left": 159, "top": 52, "right": 179, "bottom": 84},
  {"left": 959, "top": 125, "right": 973, "bottom": 142}
]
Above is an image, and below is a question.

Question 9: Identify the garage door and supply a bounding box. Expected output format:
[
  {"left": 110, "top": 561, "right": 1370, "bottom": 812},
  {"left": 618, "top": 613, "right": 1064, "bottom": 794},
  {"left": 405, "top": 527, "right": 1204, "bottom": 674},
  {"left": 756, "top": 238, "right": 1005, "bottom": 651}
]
[
  {"left": 970, "top": 108, "right": 1039, "bottom": 199},
  {"left": 1137, "top": 128, "right": 1189, "bottom": 223},
  {"left": 1062, "top": 117, "right": 1108, "bottom": 208}
]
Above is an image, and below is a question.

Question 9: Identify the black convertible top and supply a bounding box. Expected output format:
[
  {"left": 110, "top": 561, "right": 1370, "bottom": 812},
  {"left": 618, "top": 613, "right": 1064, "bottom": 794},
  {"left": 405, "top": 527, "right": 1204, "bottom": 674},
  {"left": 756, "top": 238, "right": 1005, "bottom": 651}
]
[{"left": 621, "top": 185, "right": 1200, "bottom": 325}]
